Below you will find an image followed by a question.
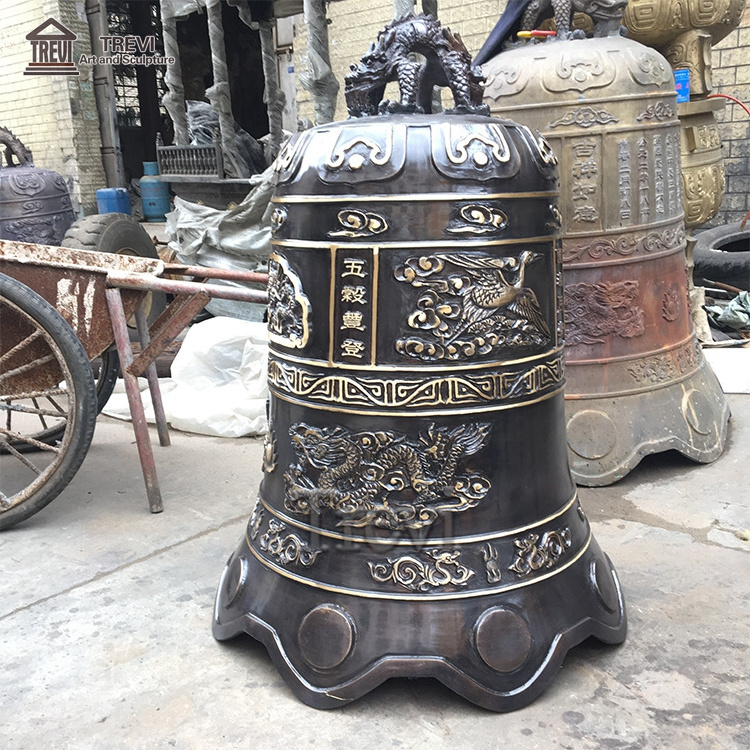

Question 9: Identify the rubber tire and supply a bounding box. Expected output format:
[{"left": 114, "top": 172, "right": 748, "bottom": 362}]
[
  {"left": 0, "top": 273, "right": 97, "bottom": 530},
  {"left": 61, "top": 212, "right": 167, "bottom": 324},
  {"left": 92, "top": 348, "right": 120, "bottom": 413},
  {"left": 693, "top": 222, "right": 750, "bottom": 291}
]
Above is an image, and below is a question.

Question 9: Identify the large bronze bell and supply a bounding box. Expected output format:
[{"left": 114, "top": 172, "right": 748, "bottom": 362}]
[
  {"left": 213, "top": 15, "right": 626, "bottom": 711},
  {"left": 481, "top": 29, "right": 730, "bottom": 486},
  {"left": 0, "top": 127, "right": 75, "bottom": 245}
]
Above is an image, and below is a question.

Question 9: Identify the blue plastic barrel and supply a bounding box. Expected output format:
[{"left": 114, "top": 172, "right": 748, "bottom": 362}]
[
  {"left": 674, "top": 69, "right": 690, "bottom": 103},
  {"left": 140, "top": 161, "right": 170, "bottom": 222},
  {"left": 96, "top": 187, "right": 131, "bottom": 215}
]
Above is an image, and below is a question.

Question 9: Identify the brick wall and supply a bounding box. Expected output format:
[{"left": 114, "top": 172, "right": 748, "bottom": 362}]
[
  {"left": 294, "top": 0, "right": 750, "bottom": 227},
  {"left": 712, "top": 5, "right": 750, "bottom": 227},
  {"left": 0, "top": 0, "right": 105, "bottom": 215},
  {"left": 0, "top": 1, "right": 63, "bottom": 176}
]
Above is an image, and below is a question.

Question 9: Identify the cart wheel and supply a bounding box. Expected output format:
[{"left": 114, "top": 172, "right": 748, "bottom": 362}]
[
  {"left": 92, "top": 348, "right": 120, "bottom": 412},
  {"left": 29, "top": 347, "right": 119, "bottom": 450},
  {"left": 0, "top": 273, "right": 97, "bottom": 530},
  {"left": 61, "top": 212, "right": 167, "bottom": 325}
]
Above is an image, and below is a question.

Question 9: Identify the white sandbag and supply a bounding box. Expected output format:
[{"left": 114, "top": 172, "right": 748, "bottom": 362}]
[
  {"left": 102, "top": 317, "right": 269, "bottom": 438},
  {"left": 167, "top": 317, "right": 268, "bottom": 437},
  {"left": 703, "top": 346, "right": 750, "bottom": 394}
]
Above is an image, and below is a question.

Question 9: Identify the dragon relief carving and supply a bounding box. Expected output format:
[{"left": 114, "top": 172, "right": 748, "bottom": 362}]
[
  {"left": 395, "top": 251, "right": 550, "bottom": 361},
  {"left": 267, "top": 254, "right": 310, "bottom": 349},
  {"left": 2, "top": 217, "right": 67, "bottom": 244},
  {"left": 509, "top": 527, "right": 572, "bottom": 576},
  {"left": 564, "top": 280, "right": 645, "bottom": 345},
  {"left": 368, "top": 548, "right": 475, "bottom": 591},
  {"left": 344, "top": 14, "right": 488, "bottom": 117},
  {"left": 284, "top": 421, "right": 492, "bottom": 530},
  {"left": 0, "top": 125, "right": 33, "bottom": 167}
]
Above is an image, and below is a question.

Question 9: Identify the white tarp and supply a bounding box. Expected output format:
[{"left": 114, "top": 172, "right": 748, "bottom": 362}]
[
  {"left": 165, "top": 167, "right": 275, "bottom": 266},
  {"left": 161, "top": 0, "right": 205, "bottom": 19},
  {"left": 103, "top": 317, "right": 269, "bottom": 438},
  {"left": 164, "top": 164, "right": 276, "bottom": 320},
  {"left": 703, "top": 345, "right": 750, "bottom": 394}
]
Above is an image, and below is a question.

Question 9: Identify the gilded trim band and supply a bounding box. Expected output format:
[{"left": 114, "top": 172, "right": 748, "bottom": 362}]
[
  {"left": 268, "top": 351, "right": 564, "bottom": 412},
  {"left": 244, "top": 527, "right": 593, "bottom": 601},
  {"left": 255, "top": 490, "right": 580, "bottom": 546},
  {"left": 271, "top": 191, "right": 558, "bottom": 204}
]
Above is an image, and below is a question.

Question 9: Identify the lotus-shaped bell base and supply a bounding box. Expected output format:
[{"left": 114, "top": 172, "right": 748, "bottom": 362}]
[
  {"left": 213, "top": 530, "right": 626, "bottom": 712},
  {"left": 566, "top": 352, "right": 730, "bottom": 486}
]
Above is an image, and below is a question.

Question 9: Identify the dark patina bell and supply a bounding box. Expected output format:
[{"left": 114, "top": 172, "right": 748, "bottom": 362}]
[
  {"left": 0, "top": 127, "right": 75, "bottom": 245},
  {"left": 213, "top": 15, "right": 626, "bottom": 711}
]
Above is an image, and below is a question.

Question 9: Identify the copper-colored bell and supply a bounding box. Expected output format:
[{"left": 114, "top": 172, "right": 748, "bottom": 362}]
[
  {"left": 213, "top": 15, "right": 626, "bottom": 711},
  {"left": 623, "top": 0, "right": 741, "bottom": 230},
  {"left": 482, "top": 33, "right": 730, "bottom": 486}
]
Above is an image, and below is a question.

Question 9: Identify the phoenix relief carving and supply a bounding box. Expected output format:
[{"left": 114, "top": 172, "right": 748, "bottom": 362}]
[{"left": 395, "top": 251, "right": 550, "bottom": 360}]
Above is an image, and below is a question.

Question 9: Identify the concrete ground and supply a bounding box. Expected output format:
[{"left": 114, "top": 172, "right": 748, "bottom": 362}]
[{"left": 2, "top": 397, "right": 749, "bottom": 750}]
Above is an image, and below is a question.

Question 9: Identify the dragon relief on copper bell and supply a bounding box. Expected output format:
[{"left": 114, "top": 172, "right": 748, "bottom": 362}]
[
  {"left": 563, "top": 280, "right": 646, "bottom": 346},
  {"left": 267, "top": 254, "right": 310, "bottom": 349},
  {"left": 394, "top": 251, "right": 550, "bottom": 360},
  {"left": 508, "top": 527, "right": 573, "bottom": 576},
  {"left": 283, "top": 421, "right": 492, "bottom": 530}
]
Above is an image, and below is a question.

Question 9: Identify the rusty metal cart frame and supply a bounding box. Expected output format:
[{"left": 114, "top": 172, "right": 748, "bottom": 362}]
[
  {"left": 0, "top": 239, "right": 268, "bottom": 523},
  {"left": 0, "top": 271, "right": 98, "bottom": 529}
]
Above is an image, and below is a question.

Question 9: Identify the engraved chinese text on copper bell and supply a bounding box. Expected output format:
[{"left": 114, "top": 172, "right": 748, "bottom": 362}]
[
  {"left": 213, "top": 14, "right": 626, "bottom": 712},
  {"left": 481, "top": 21, "right": 730, "bottom": 486}
]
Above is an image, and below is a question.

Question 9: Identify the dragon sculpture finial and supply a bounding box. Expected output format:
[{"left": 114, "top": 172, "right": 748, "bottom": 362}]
[
  {"left": 344, "top": 14, "right": 490, "bottom": 118},
  {"left": 0, "top": 126, "right": 33, "bottom": 167}
]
